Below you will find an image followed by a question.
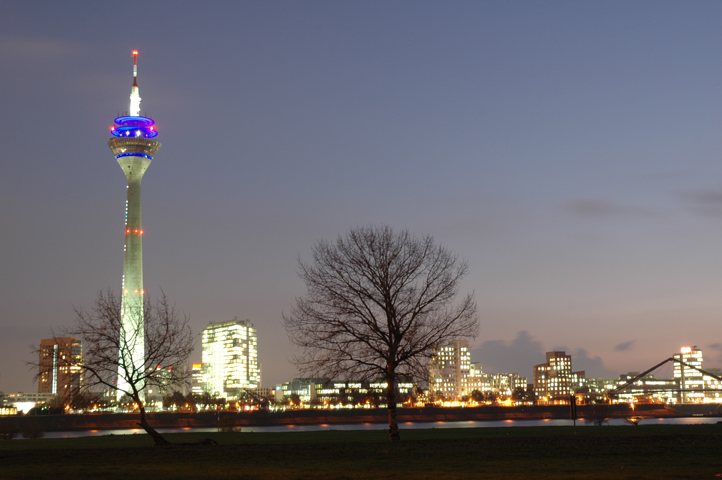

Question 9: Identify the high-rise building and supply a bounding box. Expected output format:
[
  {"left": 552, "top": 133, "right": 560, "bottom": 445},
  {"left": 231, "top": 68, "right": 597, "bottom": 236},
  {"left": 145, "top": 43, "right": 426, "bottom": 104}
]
[
  {"left": 191, "top": 363, "right": 203, "bottom": 395},
  {"left": 201, "top": 319, "right": 259, "bottom": 399},
  {"left": 429, "top": 340, "right": 471, "bottom": 399},
  {"left": 533, "top": 351, "right": 585, "bottom": 401},
  {"left": 674, "top": 346, "right": 704, "bottom": 403},
  {"left": 107, "top": 51, "right": 161, "bottom": 400},
  {"left": 38, "top": 337, "right": 82, "bottom": 403}
]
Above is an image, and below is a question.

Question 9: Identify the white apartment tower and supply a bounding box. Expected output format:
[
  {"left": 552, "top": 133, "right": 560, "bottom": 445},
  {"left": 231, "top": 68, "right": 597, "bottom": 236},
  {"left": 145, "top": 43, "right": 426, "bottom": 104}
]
[
  {"left": 429, "top": 340, "right": 471, "bottom": 399},
  {"left": 201, "top": 319, "right": 259, "bottom": 399}
]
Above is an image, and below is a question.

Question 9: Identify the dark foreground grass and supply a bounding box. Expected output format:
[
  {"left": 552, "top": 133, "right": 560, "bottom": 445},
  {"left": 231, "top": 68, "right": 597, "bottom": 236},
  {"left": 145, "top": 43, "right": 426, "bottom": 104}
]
[{"left": 2, "top": 424, "right": 722, "bottom": 479}]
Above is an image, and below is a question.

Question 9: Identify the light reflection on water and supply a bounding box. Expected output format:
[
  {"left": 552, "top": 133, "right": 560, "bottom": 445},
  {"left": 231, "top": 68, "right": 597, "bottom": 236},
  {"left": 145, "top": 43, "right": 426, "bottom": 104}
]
[{"left": 34, "top": 416, "right": 721, "bottom": 439}]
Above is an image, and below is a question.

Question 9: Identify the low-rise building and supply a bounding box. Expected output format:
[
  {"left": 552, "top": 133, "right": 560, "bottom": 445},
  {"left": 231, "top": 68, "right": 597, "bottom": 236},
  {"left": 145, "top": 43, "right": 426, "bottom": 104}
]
[
  {"left": 275, "top": 378, "right": 416, "bottom": 406},
  {"left": 614, "top": 372, "right": 678, "bottom": 403},
  {"left": 5, "top": 392, "right": 55, "bottom": 414}
]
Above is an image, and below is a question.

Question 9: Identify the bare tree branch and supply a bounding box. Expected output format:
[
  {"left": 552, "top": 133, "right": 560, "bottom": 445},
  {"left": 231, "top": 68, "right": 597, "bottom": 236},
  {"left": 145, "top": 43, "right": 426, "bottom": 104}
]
[
  {"left": 283, "top": 225, "right": 478, "bottom": 442},
  {"left": 35, "top": 289, "right": 196, "bottom": 445}
]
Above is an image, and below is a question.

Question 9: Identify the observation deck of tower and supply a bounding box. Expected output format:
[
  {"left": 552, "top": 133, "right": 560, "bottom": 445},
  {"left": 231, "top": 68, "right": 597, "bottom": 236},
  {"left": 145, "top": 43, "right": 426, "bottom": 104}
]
[{"left": 107, "top": 51, "right": 161, "bottom": 400}]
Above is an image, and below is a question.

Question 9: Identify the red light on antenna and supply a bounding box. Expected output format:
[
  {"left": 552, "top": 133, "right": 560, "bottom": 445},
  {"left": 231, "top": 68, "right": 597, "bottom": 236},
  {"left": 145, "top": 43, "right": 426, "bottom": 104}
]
[{"left": 132, "top": 50, "right": 138, "bottom": 56}]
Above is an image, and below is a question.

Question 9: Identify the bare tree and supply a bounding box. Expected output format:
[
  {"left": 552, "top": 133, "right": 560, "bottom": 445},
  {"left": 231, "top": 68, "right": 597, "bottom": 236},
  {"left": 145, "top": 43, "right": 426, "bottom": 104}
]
[
  {"left": 283, "top": 225, "right": 479, "bottom": 442},
  {"left": 66, "top": 290, "right": 194, "bottom": 445}
]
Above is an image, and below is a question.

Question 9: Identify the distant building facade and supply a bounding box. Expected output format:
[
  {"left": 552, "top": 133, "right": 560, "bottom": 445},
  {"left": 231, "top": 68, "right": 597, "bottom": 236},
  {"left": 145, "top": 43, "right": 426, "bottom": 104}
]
[
  {"left": 673, "top": 346, "right": 722, "bottom": 403},
  {"left": 533, "top": 351, "right": 585, "bottom": 401},
  {"left": 5, "top": 392, "right": 56, "bottom": 414},
  {"left": 613, "top": 372, "right": 678, "bottom": 403},
  {"left": 703, "top": 368, "right": 722, "bottom": 402},
  {"left": 463, "top": 362, "right": 490, "bottom": 394},
  {"left": 429, "top": 340, "right": 527, "bottom": 401},
  {"left": 429, "top": 340, "right": 471, "bottom": 399},
  {"left": 201, "top": 319, "right": 259, "bottom": 399},
  {"left": 674, "top": 346, "right": 704, "bottom": 403},
  {"left": 38, "top": 337, "right": 82, "bottom": 403},
  {"left": 487, "top": 372, "right": 528, "bottom": 395},
  {"left": 592, "top": 346, "right": 722, "bottom": 404},
  {"left": 275, "top": 378, "right": 415, "bottom": 405},
  {"left": 146, "top": 364, "right": 187, "bottom": 400},
  {"left": 191, "top": 363, "right": 203, "bottom": 395}
]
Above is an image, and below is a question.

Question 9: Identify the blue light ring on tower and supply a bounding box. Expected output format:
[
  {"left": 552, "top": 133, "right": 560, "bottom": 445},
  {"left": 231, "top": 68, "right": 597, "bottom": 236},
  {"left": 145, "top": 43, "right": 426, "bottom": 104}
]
[
  {"left": 116, "top": 153, "right": 153, "bottom": 160},
  {"left": 110, "top": 115, "right": 158, "bottom": 139},
  {"left": 114, "top": 116, "right": 155, "bottom": 127}
]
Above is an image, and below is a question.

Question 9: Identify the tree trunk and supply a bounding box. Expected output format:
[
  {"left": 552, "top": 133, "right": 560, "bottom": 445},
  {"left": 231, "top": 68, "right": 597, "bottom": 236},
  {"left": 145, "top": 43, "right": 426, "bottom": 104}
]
[
  {"left": 137, "top": 402, "right": 170, "bottom": 446},
  {"left": 386, "top": 366, "right": 400, "bottom": 442}
]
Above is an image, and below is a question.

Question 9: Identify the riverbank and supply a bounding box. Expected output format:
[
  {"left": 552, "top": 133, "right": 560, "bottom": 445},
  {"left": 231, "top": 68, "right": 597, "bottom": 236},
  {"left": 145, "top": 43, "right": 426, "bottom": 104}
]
[
  {"left": 2, "top": 424, "right": 722, "bottom": 479},
  {"left": 1, "top": 403, "right": 719, "bottom": 433}
]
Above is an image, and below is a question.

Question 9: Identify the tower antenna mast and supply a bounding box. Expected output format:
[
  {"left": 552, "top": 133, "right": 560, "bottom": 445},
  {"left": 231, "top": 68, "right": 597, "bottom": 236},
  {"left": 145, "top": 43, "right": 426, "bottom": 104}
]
[{"left": 129, "top": 50, "right": 141, "bottom": 117}]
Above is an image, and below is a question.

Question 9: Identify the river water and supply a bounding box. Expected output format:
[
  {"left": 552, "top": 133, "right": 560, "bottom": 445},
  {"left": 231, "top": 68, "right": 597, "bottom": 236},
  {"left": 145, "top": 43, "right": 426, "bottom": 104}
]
[{"left": 31, "top": 416, "right": 721, "bottom": 439}]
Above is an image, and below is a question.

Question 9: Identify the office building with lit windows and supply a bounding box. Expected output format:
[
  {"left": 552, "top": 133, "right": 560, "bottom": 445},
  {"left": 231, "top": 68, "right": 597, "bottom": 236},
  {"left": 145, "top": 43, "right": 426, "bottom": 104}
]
[
  {"left": 275, "top": 378, "right": 415, "bottom": 405},
  {"left": 487, "top": 372, "right": 528, "bottom": 395},
  {"left": 674, "top": 346, "right": 704, "bottom": 403},
  {"left": 463, "top": 362, "right": 489, "bottom": 394},
  {"left": 673, "top": 346, "right": 722, "bottom": 403},
  {"left": 191, "top": 363, "right": 203, "bottom": 395},
  {"left": 430, "top": 341, "right": 527, "bottom": 401},
  {"left": 533, "top": 351, "right": 585, "bottom": 401},
  {"left": 201, "top": 319, "right": 259, "bottom": 399},
  {"left": 429, "top": 340, "right": 471, "bottom": 399},
  {"left": 38, "top": 337, "right": 82, "bottom": 402}
]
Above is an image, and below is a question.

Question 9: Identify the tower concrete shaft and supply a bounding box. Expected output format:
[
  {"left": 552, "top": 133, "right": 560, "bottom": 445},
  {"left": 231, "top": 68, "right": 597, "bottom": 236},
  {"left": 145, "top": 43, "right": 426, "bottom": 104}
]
[
  {"left": 108, "top": 51, "right": 161, "bottom": 401},
  {"left": 108, "top": 138, "right": 159, "bottom": 400}
]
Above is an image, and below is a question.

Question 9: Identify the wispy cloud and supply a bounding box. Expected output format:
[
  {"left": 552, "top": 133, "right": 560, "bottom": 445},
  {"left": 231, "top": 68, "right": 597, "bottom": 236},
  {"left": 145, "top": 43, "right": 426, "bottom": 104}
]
[
  {"left": 614, "top": 340, "right": 636, "bottom": 352},
  {"left": 562, "top": 198, "right": 651, "bottom": 219},
  {"left": 0, "top": 35, "right": 80, "bottom": 63},
  {"left": 678, "top": 188, "right": 722, "bottom": 218}
]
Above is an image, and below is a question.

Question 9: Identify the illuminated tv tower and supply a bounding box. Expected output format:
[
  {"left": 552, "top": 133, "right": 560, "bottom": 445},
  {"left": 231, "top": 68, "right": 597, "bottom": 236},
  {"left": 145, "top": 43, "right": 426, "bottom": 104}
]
[{"left": 107, "top": 51, "right": 161, "bottom": 400}]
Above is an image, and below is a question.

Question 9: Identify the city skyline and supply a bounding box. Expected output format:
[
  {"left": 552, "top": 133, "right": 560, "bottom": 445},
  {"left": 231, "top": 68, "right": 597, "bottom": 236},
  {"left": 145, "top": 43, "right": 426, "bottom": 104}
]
[{"left": 2, "top": 2, "right": 722, "bottom": 393}]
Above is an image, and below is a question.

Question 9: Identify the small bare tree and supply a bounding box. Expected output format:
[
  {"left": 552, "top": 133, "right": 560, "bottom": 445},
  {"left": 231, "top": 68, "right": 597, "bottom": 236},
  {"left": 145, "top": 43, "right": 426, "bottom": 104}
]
[
  {"left": 283, "top": 225, "right": 479, "bottom": 442},
  {"left": 66, "top": 290, "right": 193, "bottom": 445}
]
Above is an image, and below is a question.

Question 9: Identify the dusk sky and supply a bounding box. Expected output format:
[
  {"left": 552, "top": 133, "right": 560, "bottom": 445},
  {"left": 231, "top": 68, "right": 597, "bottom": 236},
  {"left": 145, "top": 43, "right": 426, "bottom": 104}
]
[{"left": 2, "top": 1, "right": 722, "bottom": 393}]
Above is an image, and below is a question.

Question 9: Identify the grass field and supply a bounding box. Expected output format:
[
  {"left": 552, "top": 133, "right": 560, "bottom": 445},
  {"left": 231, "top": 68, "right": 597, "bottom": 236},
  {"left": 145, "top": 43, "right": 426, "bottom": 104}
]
[{"left": 1, "top": 424, "right": 722, "bottom": 479}]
